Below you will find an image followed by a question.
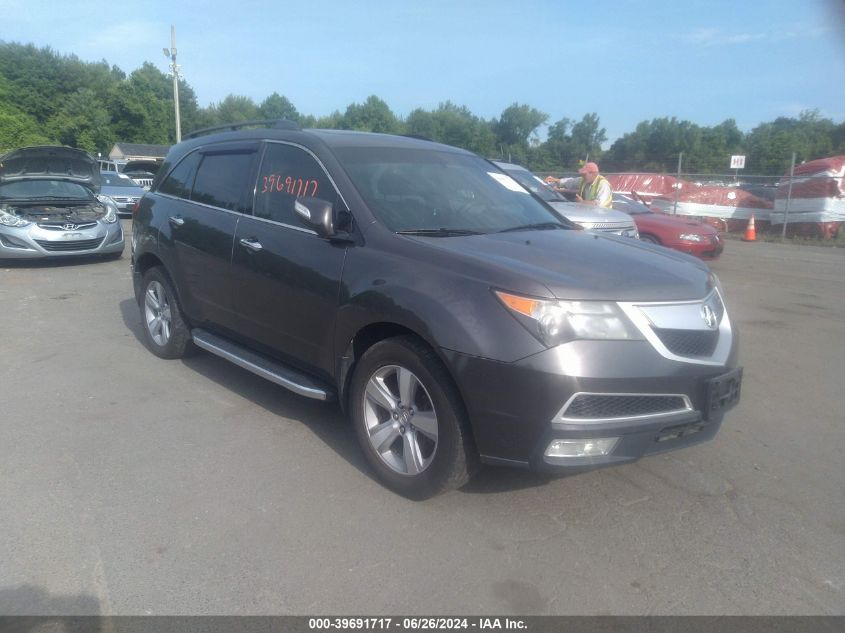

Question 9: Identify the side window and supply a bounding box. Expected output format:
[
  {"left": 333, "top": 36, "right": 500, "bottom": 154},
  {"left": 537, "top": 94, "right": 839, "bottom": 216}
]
[
  {"left": 157, "top": 152, "right": 201, "bottom": 199},
  {"left": 255, "top": 143, "right": 341, "bottom": 225},
  {"left": 191, "top": 150, "right": 257, "bottom": 213}
]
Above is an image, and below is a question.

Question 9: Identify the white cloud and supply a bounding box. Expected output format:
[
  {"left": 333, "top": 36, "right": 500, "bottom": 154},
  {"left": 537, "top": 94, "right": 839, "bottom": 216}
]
[{"left": 681, "top": 23, "right": 831, "bottom": 47}]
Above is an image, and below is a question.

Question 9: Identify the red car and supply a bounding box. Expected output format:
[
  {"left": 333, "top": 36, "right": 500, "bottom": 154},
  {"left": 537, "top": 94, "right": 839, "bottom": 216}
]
[{"left": 612, "top": 193, "right": 724, "bottom": 260}]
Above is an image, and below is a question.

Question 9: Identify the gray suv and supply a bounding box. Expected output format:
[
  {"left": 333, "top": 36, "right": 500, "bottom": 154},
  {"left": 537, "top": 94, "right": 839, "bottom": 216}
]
[
  {"left": 131, "top": 122, "right": 741, "bottom": 498},
  {"left": 493, "top": 161, "right": 639, "bottom": 238}
]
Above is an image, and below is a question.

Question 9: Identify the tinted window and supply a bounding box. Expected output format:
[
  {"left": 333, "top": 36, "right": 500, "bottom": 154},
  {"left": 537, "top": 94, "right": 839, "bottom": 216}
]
[
  {"left": 158, "top": 152, "right": 201, "bottom": 199},
  {"left": 191, "top": 151, "right": 257, "bottom": 213},
  {"left": 254, "top": 143, "right": 341, "bottom": 225}
]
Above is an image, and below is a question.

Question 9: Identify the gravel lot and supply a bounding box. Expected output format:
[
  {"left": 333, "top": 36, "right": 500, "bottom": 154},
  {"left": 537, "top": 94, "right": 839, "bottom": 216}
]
[{"left": 1, "top": 220, "right": 843, "bottom": 615}]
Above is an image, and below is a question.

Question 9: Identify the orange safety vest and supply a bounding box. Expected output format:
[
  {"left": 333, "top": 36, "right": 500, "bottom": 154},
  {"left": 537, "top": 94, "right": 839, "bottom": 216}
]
[{"left": 578, "top": 175, "right": 611, "bottom": 208}]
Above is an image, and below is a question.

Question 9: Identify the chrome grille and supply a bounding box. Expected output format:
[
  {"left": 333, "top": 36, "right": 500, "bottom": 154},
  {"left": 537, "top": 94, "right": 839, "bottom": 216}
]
[
  {"left": 34, "top": 237, "right": 104, "bottom": 252},
  {"left": 38, "top": 222, "right": 98, "bottom": 231},
  {"left": 586, "top": 221, "right": 636, "bottom": 232},
  {"left": 561, "top": 393, "right": 690, "bottom": 421}
]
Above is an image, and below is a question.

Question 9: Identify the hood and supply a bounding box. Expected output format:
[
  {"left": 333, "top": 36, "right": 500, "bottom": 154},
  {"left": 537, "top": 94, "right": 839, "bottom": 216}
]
[
  {"left": 636, "top": 212, "right": 717, "bottom": 234},
  {"left": 402, "top": 229, "right": 710, "bottom": 302},
  {"left": 548, "top": 201, "right": 634, "bottom": 226},
  {"left": 0, "top": 146, "right": 101, "bottom": 193}
]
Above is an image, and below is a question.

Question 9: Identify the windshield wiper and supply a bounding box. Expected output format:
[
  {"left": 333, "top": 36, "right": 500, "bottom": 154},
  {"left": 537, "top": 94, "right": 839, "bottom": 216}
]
[
  {"left": 29, "top": 196, "right": 86, "bottom": 201},
  {"left": 497, "top": 222, "right": 568, "bottom": 233},
  {"left": 396, "top": 228, "right": 485, "bottom": 236}
]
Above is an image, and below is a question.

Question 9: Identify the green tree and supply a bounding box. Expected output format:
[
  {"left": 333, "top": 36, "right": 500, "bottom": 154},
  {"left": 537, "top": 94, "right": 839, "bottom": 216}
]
[
  {"left": 494, "top": 103, "right": 547, "bottom": 148},
  {"left": 259, "top": 93, "right": 300, "bottom": 122},
  {"left": 570, "top": 113, "right": 607, "bottom": 164},
  {"left": 406, "top": 101, "right": 496, "bottom": 156},
  {"left": 340, "top": 95, "right": 402, "bottom": 134},
  {"left": 47, "top": 88, "right": 114, "bottom": 154},
  {"left": 214, "top": 95, "right": 260, "bottom": 124},
  {"left": 746, "top": 110, "right": 836, "bottom": 174}
]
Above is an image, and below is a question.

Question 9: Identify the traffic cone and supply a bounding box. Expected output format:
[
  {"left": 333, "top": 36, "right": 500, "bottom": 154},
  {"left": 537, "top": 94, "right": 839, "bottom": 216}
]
[{"left": 742, "top": 214, "right": 757, "bottom": 242}]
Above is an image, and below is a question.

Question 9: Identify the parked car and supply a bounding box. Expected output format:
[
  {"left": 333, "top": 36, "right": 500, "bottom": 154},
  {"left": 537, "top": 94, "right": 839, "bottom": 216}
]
[
  {"left": 100, "top": 172, "right": 146, "bottom": 217},
  {"left": 132, "top": 123, "right": 741, "bottom": 498},
  {"left": 0, "top": 146, "right": 124, "bottom": 260},
  {"left": 493, "top": 161, "right": 639, "bottom": 238},
  {"left": 612, "top": 193, "right": 723, "bottom": 260},
  {"left": 122, "top": 160, "right": 161, "bottom": 189}
]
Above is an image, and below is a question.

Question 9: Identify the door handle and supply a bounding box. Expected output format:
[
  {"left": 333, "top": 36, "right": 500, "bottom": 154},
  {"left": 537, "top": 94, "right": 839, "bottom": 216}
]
[
  {"left": 239, "top": 238, "right": 263, "bottom": 253},
  {"left": 169, "top": 216, "right": 185, "bottom": 227}
]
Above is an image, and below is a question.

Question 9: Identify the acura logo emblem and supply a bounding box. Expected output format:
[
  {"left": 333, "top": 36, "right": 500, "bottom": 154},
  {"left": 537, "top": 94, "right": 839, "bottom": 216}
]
[
  {"left": 701, "top": 304, "right": 717, "bottom": 329},
  {"left": 63, "top": 223, "right": 77, "bottom": 231}
]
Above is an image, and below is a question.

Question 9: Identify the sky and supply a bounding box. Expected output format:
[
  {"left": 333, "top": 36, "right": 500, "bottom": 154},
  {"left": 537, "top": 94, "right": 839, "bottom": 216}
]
[{"left": 3, "top": 0, "right": 845, "bottom": 143}]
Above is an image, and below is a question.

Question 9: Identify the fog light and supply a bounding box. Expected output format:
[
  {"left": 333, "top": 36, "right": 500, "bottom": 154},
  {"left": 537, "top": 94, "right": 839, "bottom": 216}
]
[{"left": 544, "top": 437, "right": 619, "bottom": 458}]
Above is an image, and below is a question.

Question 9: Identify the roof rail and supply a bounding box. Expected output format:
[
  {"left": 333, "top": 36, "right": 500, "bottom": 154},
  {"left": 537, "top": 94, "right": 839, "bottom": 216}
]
[{"left": 183, "top": 119, "right": 300, "bottom": 140}]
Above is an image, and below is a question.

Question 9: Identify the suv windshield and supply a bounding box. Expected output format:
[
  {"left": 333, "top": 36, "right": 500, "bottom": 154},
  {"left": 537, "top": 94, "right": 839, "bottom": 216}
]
[
  {"left": 101, "top": 174, "right": 139, "bottom": 188},
  {"left": 0, "top": 180, "right": 94, "bottom": 200},
  {"left": 336, "top": 148, "right": 566, "bottom": 233},
  {"left": 499, "top": 166, "right": 564, "bottom": 203}
]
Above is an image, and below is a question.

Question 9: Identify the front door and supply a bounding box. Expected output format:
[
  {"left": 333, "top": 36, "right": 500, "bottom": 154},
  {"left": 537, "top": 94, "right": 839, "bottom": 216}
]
[{"left": 231, "top": 142, "right": 349, "bottom": 377}]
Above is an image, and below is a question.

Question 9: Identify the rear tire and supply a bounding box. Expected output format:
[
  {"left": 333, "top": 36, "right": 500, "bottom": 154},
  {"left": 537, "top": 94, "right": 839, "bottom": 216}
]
[
  {"left": 350, "top": 336, "right": 478, "bottom": 499},
  {"left": 139, "top": 267, "right": 193, "bottom": 359}
]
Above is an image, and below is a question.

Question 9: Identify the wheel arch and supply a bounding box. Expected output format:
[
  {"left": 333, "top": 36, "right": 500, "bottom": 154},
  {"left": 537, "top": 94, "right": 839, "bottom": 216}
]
[{"left": 337, "top": 322, "right": 471, "bottom": 437}]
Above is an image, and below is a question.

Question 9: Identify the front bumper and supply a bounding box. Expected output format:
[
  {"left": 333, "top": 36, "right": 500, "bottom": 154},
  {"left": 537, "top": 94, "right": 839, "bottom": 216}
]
[
  {"left": 0, "top": 221, "right": 124, "bottom": 259},
  {"left": 442, "top": 335, "right": 740, "bottom": 473},
  {"left": 668, "top": 235, "right": 724, "bottom": 260}
]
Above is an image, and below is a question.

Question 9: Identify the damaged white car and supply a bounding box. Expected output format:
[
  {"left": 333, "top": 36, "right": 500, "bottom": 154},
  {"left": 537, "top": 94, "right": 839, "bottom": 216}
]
[{"left": 0, "top": 146, "right": 124, "bottom": 260}]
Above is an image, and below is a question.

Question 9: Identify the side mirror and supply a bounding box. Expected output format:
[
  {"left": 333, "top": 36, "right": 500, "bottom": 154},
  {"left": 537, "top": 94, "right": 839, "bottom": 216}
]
[{"left": 294, "top": 196, "right": 336, "bottom": 238}]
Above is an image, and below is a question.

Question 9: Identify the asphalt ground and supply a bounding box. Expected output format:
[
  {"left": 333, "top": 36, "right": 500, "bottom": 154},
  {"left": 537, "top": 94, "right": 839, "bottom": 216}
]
[{"left": 1, "top": 220, "right": 843, "bottom": 615}]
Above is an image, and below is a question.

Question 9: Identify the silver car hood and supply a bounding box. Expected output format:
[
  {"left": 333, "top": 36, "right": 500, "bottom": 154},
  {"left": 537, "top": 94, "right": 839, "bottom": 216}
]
[
  {"left": 548, "top": 201, "right": 634, "bottom": 227},
  {"left": 0, "top": 146, "right": 101, "bottom": 193}
]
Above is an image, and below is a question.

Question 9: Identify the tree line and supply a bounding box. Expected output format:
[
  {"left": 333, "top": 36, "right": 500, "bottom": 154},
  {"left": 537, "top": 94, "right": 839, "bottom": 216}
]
[{"left": 2, "top": 42, "right": 843, "bottom": 175}]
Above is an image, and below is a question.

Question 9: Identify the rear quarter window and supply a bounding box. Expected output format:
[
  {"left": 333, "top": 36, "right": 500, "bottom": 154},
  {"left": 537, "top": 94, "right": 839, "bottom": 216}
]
[
  {"left": 191, "top": 150, "right": 257, "bottom": 213},
  {"left": 157, "top": 152, "right": 201, "bottom": 200}
]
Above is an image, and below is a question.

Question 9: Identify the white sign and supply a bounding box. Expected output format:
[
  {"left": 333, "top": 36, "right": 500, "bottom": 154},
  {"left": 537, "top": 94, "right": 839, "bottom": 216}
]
[{"left": 730, "top": 155, "right": 746, "bottom": 169}]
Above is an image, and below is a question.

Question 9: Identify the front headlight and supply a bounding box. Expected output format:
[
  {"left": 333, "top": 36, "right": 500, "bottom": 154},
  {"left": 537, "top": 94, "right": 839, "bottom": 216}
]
[
  {"left": 495, "top": 290, "right": 643, "bottom": 347},
  {"left": 0, "top": 208, "right": 30, "bottom": 227},
  {"left": 679, "top": 233, "right": 705, "bottom": 242},
  {"left": 97, "top": 195, "right": 119, "bottom": 224}
]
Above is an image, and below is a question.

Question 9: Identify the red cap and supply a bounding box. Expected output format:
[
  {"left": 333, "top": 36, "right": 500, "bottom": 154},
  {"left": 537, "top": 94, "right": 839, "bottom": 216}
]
[{"left": 578, "top": 162, "right": 599, "bottom": 174}]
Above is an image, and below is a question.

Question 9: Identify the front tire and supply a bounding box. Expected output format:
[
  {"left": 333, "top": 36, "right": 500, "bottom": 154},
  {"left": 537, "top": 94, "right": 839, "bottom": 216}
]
[
  {"left": 139, "top": 267, "right": 193, "bottom": 359},
  {"left": 350, "top": 336, "right": 478, "bottom": 499},
  {"left": 639, "top": 234, "right": 661, "bottom": 245}
]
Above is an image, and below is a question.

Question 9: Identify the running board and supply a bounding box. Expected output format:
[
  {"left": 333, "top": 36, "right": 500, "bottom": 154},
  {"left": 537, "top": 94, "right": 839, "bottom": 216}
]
[{"left": 191, "top": 328, "right": 334, "bottom": 401}]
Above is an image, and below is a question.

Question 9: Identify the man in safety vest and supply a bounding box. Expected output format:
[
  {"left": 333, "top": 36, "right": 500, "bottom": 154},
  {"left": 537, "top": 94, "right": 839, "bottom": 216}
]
[{"left": 545, "top": 162, "right": 612, "bottom": 208}]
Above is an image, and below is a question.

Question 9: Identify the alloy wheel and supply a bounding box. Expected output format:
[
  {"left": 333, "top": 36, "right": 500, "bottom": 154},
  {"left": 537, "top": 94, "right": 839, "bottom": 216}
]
[
  {"left": 362, "top": 364, "right": 439, "bottom": 476},
  {"left": 144, "top": 280, "right": 172, "bottom": 347}
]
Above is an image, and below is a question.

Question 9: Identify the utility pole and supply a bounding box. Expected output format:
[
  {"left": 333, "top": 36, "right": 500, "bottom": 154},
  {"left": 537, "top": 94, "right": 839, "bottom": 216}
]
[{"left": 163, "top": 25, "right": 181, "bottom": 143}]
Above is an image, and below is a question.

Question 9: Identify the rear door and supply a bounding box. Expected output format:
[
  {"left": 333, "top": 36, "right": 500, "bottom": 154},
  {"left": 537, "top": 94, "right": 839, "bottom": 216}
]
[
  {"left": 157, "top": 142, "right": 259, "bottom": 331},
  {"left": 231, "top": 141, "right": 349, "bottom": 376}
]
